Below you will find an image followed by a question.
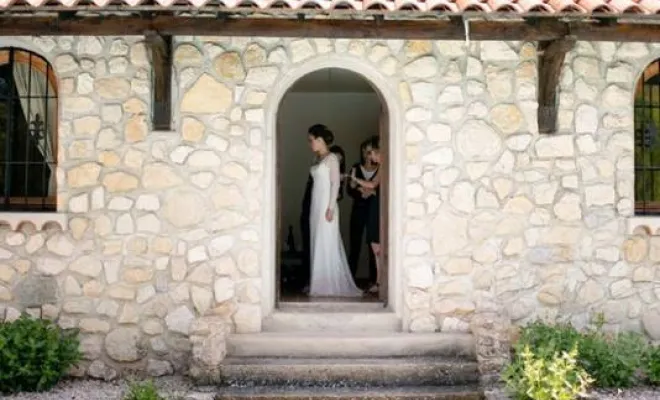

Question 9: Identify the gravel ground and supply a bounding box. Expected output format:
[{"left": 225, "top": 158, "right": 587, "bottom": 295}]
[
  {"left": 0, "top": 377, "right": 206, "bottom": 400},
  {"left": 589, "top": 388, "right": 660, "bottom": 399},
  {"left": 1, "top": 379, "right": 660, "bottom": 400}
]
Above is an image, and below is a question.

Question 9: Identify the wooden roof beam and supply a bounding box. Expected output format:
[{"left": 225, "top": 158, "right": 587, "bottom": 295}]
[{"left": 0, "top": 16, "right": 658, "bottom": 42}]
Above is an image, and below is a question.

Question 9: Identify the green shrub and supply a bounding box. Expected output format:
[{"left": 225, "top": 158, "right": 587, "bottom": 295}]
[
  {"left": 578, "top": 330, "right": 647, "bottom": 388},
  {"left": 0, "top": 314, "right": 81, "bottom": 393},
  {"left": 643, "top": 345, "right": 660, "bottom": 385},
  {"left": 507, "top": 318, "right": 648, "bottom": 388},
  {"left": 503, "top": 344, "right": 593, "bottom": 400},
  {"left": 123, "top": 380, "right": 165, "bottom": 400}
]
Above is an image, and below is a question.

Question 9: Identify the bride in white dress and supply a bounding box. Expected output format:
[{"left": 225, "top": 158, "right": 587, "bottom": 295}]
[{"left": 307, "top": 125, "right": 362, "bottom": 297}]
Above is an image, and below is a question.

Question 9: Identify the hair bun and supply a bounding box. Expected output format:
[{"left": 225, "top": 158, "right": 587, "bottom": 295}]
[{"left": 322, "top": 128, "right": 334, "bottom": 145}]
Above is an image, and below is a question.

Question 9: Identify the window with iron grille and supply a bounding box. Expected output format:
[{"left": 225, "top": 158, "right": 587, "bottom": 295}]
[{"left": 0, "top": 48, "right": 57, "bottom": 212}]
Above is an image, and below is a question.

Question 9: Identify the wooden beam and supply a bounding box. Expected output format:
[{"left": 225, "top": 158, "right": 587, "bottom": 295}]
[
  {"left": 537, "top": 37, "right": 575, "bottom": 134},
  {"left": 0, "top": 15, "right": 658, "bottom": 42},
  {"left": 145, "top": 33, "right": 172, "bottom": 131}
]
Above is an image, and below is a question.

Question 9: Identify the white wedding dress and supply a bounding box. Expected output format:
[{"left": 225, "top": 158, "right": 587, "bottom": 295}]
[{"left": 308, "top": 153, "right": 363, "bottom": 297}]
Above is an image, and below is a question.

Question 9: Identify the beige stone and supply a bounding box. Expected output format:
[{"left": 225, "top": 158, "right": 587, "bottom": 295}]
[
  {"left": 152, "top": 237, "right": 173, "bottom": 254},
  {"left": 83, "top": 280, "right": 103, "bottom": 297},
  {"left": 103, "top": 172, "right": 139, "bottom": 193},
  {"left": 70, "top": 255, "right": 103, "bottom": 277},
  {"left": 142, "top": 163, "right": 183, "bottom": 189},
  {"left": 125, "top": 115, "right": 148, "bottom": 143},
  {"left": 174, "top": 44, "right": 203, "bottom": 66},
  {"left": 163, "top": 190, "right": 207, "bottom": 228},
  {"left": 95, "top": 77, "right": 131, "bottom": 100},
  {"left": 99, "top": 151, "right": 121, "bottom": 166},
  {"left": 181, "top": 74, "right": 232, "bottom": 113},
  {"left": 0, "top": 265, "right": 14, "bottom": 283},
  {"left": 73, "top": 116, "right": 101, "bottom": 137},
  {"left": 123, "top": 98, "right": 147, "bottom": 114},
  {"left": 213, "top": 52, "right": 245, "bottom": 81},
  {"left": 490, "top": 105, "right": 523, "bottom": 135},
  {"left": 123, "top": 268, "right": 153, "bottom": 283},
  {"left": 67, "top": 163, "right": 101, "bottom": 188},
  {"left": 623, "top": 237, "right": 647, "bottom": 263},
  {"left": 108, "top": 285, "right": 135, "bottom": 300},
  {"left": 80, "top": 318, "right": 111, "bottom": 333},
  {"left": 182, "top": 118, "right": 206, "bottom": 142}
]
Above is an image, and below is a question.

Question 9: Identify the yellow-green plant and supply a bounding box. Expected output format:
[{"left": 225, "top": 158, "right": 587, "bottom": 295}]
[
  {"left": 123, "top": 380, "right": 164, "bottom": 400},
  {"left": 504, "top": 344, "right": 593, "bottom": 400}
]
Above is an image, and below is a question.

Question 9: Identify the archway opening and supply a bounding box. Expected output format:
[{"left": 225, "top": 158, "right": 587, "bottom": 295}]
[{"left": 275, "top": 67, "right": 389, "bottom": 305}]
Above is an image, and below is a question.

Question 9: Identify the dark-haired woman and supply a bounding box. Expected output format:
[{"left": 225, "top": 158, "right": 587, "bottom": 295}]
[
  {"left": 307, "top": 125, "right": 362, "bottom": 297},
  {"left": 349, "top": 135, "right": 382, "bottom": 294},
  {"left": 347, "top": 139, "right": 378, "bottom": 286}
]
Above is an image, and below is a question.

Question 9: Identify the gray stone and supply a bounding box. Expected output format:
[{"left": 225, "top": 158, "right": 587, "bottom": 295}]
[
  {"left": 166, "top": 305, "right": 195, "bottom": 335},
  {"left": 105, "top": 327, "right": 144, "bottom": 362},
  {"left": 147, "top": 359, "right": 174, "bottom": 377},
  {"left": 16, "top": 276, "right": 58, "bottom": 307}
]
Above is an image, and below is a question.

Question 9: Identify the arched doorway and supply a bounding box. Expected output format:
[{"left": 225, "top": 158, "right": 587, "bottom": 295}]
[{"left": 275, "top": 67, "right": 389, "bottom": 306}]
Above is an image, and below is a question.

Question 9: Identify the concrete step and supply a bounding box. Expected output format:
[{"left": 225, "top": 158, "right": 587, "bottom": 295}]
[
  {"left": 226, "top": 332, "right": 475, "bottom": 359},
  {"left": 217, "top": 357, "right": 479, "bottom": 387},
  {"left": 213, "top": 385, "right": 484, "bottom": 400},
  {"left": 263, "top": 311, "right": 401, "bottom": 332},
  {"left": 277, "top": 302, "right": 387, "bottom": 312}
]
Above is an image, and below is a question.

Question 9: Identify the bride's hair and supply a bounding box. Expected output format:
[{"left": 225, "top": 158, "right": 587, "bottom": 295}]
[{"left": 308, "top": 124, "right": 334, "bottom": 145}]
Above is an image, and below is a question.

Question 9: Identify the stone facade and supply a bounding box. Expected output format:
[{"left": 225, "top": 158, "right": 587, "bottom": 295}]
[{"left": 0, "top": 35, "right": 659, "bottom": 377}]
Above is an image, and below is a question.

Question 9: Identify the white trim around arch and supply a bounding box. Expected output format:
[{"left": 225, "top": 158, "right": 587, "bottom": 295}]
[{"left": 260, "top": 54, "right": 407, "bottom": 328}]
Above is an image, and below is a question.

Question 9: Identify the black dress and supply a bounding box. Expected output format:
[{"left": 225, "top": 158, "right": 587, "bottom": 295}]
[
  {"left": 299, "top": 175, "right": 314, "bottom": 287},
  {"left": 366, "top": 185, "right": 380, "bottom": 245},
  {"left": 347, "top": 163, "right": 378, "bottom": 279}
]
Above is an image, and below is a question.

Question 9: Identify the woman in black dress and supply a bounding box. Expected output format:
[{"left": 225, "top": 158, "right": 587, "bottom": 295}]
[
  {"left": 347, "top": 139, "right": 379, "bottom": 285},
  {"left": 349, "top": 135, "right": 382, "bottom": 294}
]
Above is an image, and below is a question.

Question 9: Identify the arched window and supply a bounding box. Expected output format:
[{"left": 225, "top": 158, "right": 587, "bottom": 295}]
[{"left": 0, "top": 48, "right": 57, "bottom": 212}]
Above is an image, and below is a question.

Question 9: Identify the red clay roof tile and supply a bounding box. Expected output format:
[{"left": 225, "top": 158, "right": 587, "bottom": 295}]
[{"left": 0, "top": 0, "right": 659, "bottom": 15}]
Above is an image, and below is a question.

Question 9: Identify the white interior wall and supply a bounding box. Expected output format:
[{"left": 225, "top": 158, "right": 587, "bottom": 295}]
[{"left": 278, "top": 91, "right": 380, "bottom": 279}]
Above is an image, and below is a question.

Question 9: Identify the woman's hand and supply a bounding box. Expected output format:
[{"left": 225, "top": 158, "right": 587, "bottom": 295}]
[{"left": 325, "top": 208, "right": 334, "bottom": 222}]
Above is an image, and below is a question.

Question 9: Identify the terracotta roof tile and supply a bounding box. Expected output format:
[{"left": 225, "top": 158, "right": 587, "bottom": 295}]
[{"left": 0, "top": 0, "right": 659, "bottom": 15}]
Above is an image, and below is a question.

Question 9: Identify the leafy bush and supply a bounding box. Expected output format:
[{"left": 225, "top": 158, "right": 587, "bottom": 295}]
[
  {"left": 505, "top": 317, "right": 651, "bottom": 390},
  {"left": 643, "top": 345, "right": 660, "bottom": 385},
  {"left": 503, "top": 344, "right": 593, "bottom": 400},
  {"left": 0, "top": 315, "right": 81, "bottom": 393},
  {"left": 123, "top": 380, "right": 165, "bottom": 400}
]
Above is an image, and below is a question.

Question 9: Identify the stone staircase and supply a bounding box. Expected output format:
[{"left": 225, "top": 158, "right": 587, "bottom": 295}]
[{"left": 212, "top": 302, "right": 484, "bottom": 399}]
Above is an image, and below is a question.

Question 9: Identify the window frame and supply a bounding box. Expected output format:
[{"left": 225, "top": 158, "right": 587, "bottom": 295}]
[{"left": 0, "top": 47, "right": 58, "bottom": 213}]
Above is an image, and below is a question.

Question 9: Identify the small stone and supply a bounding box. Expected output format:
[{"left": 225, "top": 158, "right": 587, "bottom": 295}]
[
  {"left": 214, "top": 277, "right": 235, "bottom": 303},
  {"left": 213, "top": 52, "right": 245, "bottom": 81},
  {"left": 147, "top": 359, "right": 173, "bottom": 377},
  {"left": 165, "top": 306, "right": 195, "bottom": 335},
  {"left": 623, "top": 236, "right": 647, "bottom": 263},
  {"left": 105, "top": 327, "right": 143, "bottom": 362},
  {"left": 88, "top": 361, "right": 117, "bottom": 381},
  {"left": 403, "top": 56, "right": 437, "bottom": 78},
  {"left": 94, "top": 77, "right": 130, "bottom": 100}
]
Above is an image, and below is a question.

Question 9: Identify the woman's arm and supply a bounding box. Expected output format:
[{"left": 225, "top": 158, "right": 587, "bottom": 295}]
[
  {"left": 327, "top": 154, "right": 341, "bottom": 212},
  {"left": 346, "top": 165, "right": 361, "bottom": 199},
  {"left": 351, "top": 168, "right": 380, "bottom": 190}
]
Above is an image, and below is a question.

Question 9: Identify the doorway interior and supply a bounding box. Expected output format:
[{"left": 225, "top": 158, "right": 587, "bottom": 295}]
[{"left": 275, "top": 67, "right": 389, "bottom": 305}]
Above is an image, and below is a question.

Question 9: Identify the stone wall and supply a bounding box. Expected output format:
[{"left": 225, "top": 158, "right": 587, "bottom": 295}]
[{"left": 0, "top": 35, "right": 659, "bottom": 378}]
